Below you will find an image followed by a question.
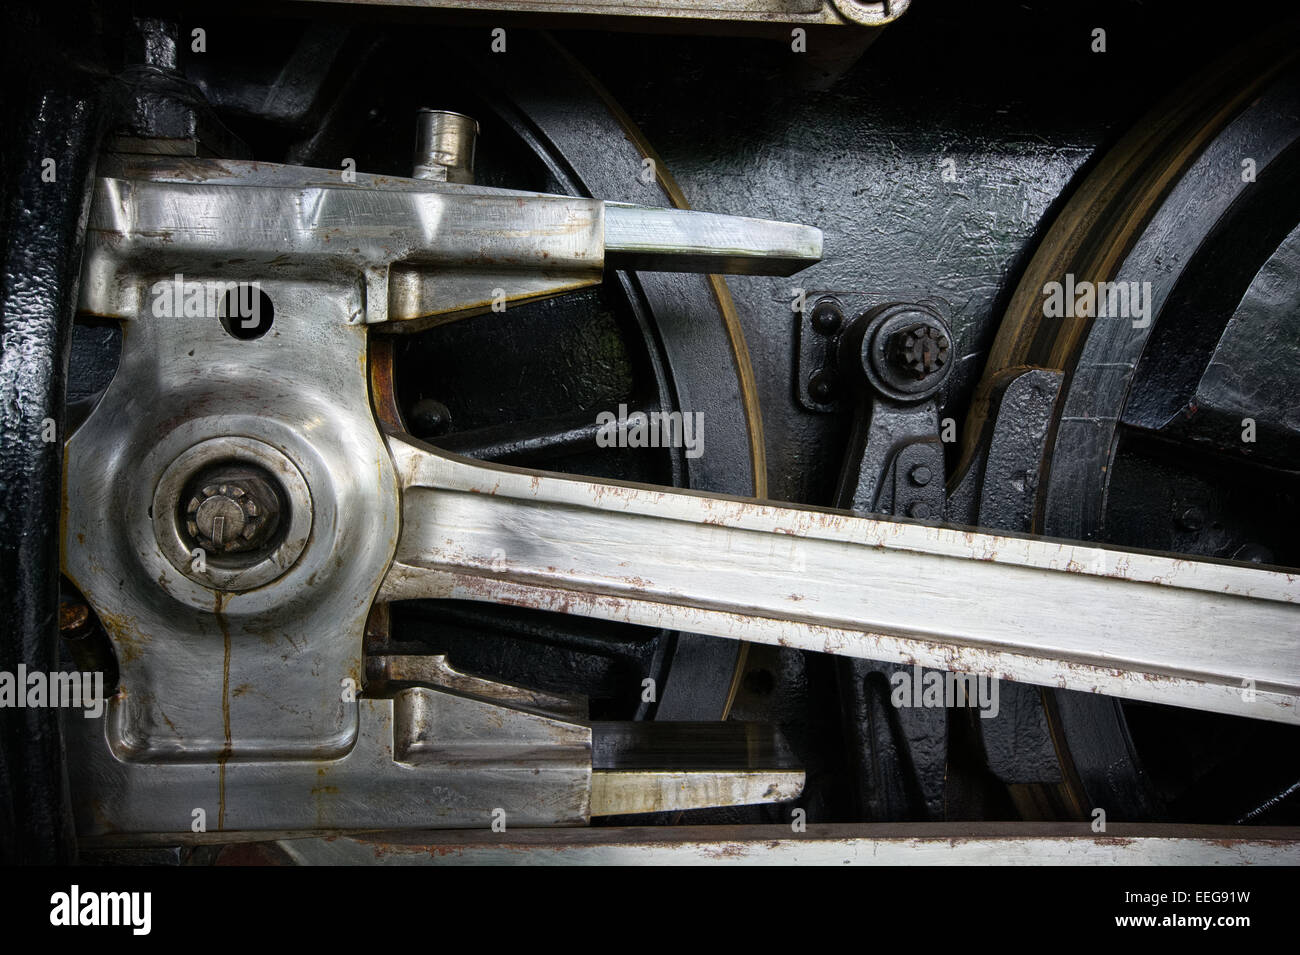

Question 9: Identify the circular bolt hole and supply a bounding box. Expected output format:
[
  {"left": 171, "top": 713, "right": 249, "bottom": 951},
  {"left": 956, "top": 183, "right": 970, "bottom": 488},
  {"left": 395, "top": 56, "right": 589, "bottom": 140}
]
[{"left": 218, "top": 285, "right": 275, "bottom": 340}]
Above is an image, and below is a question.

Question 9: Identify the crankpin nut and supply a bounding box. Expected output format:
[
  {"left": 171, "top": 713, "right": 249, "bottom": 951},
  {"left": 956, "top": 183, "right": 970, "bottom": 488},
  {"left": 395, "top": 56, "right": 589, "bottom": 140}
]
[
  {"left": 152, "top": 437, "right": 314, "bottom": 593},
  {"left": 185, "top": 476, "right": 280, "bottom": 554}
]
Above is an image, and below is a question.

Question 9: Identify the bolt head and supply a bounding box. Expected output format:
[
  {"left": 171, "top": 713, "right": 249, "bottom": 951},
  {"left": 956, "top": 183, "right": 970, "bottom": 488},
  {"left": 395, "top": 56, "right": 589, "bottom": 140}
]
[
  {"left": 809, "top": 369, "right": 838, "bottom": 404},
  {"left": 888, "top": 323, "right": 950, "bottom": 380},
  {"left": 907, "top": 501, "right": 932, "bottom": 520},
  {"left": 1176, "top": 506, "right": 1205, "bottom": 532},
  {"left": 410, "top": 397, "right": 453, "bottom": 438},
  {"left": 910, "top": 465, "right": 933, "bottom": 487},
  {"left": 184, "top": 475, "right": 280, "bottom": 554},
  {"left": 810, "top": 301, "right": 843, "bottom": 335}
]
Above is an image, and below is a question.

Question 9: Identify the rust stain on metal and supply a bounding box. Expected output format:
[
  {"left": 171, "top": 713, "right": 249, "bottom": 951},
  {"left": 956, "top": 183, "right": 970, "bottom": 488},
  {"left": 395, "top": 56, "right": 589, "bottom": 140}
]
[
  {"left": 368, "top": 337, "right": 406, "bottom": 433},
  {"left": 58, "top": 601, "right": 90, "bottom": 633},
  {"left": 97, "top": 609, "right": 150, "bottom": 664},
  {"left": 214, "top": 591, "right": 233, "bottom": 831}
]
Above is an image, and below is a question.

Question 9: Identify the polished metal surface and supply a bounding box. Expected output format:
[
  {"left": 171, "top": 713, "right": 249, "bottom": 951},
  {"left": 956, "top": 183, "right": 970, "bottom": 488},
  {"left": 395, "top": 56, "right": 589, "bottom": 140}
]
[
  {"left": 64, "top": 155, "right": 823, "bottom": 833},
  {"left": 604, "top": 202, "right": 822, "bottom": 276},
  {"left": 272, "top": 823, "right": 1300, "bottom": 865},
  {"left": 589, "top": 720, "right": 805, "bottom": 813},
  {"left": 66, "top": 689, "right": 595, "bottom": 831},
  {"left": 368, "top": 653, "right": 588, "bottom": 719},
  {"left": 68, "top": 243, "right": 399, "bottom": 764},
  {"left": 379, "top": 435, "right": 1300, "bottom": 724},
  {"left": 591, "top": 771, "right": 805, "bottom": 815},
  {"left": 151, "top": 437, "right": 314, "bottom": 592},
  {"left": 413, "top": 109, "right": 478, "bottom": 183},
  {"left": 279, "top": 0, "right": 911, "bottom": 28}
]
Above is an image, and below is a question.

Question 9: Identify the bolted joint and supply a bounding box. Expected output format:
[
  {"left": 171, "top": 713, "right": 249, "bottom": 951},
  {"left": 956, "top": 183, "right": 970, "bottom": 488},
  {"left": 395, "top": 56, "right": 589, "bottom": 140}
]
[
  {"left": 153, "top": 437, "right": 314, "bottom": 593},
  {"left": 840, "top": 301, "right": 955, "bottom": 403},
  {"left": 887, "top": 323, "right": 950, "bottom": 380},
  {"left": 185, "top": 474, "right": 280, "bottom": 554}
]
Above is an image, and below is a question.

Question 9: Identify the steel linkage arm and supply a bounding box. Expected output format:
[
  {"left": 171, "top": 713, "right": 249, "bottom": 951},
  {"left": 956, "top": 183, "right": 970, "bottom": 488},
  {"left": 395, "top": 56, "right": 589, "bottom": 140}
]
[{"left": 379, "top": 435, "right": 1300, "bottom": 725}]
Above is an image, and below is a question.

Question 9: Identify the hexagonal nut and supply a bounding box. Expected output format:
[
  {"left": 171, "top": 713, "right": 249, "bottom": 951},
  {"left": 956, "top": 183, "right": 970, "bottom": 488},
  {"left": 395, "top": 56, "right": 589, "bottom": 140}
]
[{"left": 184, "top": 476, "right": 279, "bottom": 554}]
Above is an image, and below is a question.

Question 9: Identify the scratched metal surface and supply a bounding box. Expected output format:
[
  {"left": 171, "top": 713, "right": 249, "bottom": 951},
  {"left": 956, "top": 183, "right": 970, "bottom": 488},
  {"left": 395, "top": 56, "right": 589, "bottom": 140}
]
[{"left": 272, "top": 822, "right": 1300, "bottom": 865}]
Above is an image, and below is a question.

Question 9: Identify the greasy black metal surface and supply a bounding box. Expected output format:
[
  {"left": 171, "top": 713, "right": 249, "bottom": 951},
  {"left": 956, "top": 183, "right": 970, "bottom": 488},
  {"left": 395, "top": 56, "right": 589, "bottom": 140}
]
[
  {"left": 464, "top": 32, "right": 761, "bottom": 499},
  {"left": 880, "top": 438, "right": 945, "bottom": 520},
  {"left": 568, "top": 7, "right": 1109, "bottom": 505},
  {"left": 1125, "top": 204, "right": 1300, "bottom": 471},
  {"left": 1185, "top": 223, "right": 1300, "bottom": 466},
  {"left": 833, "top": 398, "right": 940, "bottom": 516},
  {"left": 962, "top": 370, "right": 1065, "bottom": 791},
  {"left": 434, "top": 405, "right": 629, "bottom": 465},
  {"left": 1043, "top": 68, "right": 1300, "bottom": 545},
  {"left": 0, "top": 10, "right": 111, "bottom": 864},
  {"left": 396, "top": 290, "right": 671, "bottom": 484},
  {"left": 825, "top": 337, "right": 949, "bottom": 819},
  {"left": 847, "top": 303, "right": 954, "bottom": 404},
  {"left": 591, "top": 721, "right": 797, "bottom": 771},
  {"left": 570, "top": 1, "right": 1298, "bottom": 823},
  {"left": 797, "top": 295, "right": 846, "bottom": 413},
  {"left": 836, "top": 662, "right": 949, "bottom": 821},
  {"left": 1035, "top": 63, "right": 1300, "bottom": 824},
  {"left": 976, "top": 370, "right": 1062, "bottom": 535},
  {"left": 115, "top": 18, "right": 250, "bottom": 158}
]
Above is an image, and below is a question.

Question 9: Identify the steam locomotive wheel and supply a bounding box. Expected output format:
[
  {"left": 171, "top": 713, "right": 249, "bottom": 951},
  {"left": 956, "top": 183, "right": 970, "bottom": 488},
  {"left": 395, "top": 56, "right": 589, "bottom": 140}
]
[{"left": 962, "top": 37, "right": 1300, "bottom": 825}]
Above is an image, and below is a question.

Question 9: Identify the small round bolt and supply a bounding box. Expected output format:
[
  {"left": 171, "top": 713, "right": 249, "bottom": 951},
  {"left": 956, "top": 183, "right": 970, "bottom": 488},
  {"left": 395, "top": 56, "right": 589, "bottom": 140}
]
[
  {"left": 809, "top": 369, "right": 838, "bottom": 404},
  {"left": 887, "top": 324, "right": 950, "bottom": 380},
  {"left": 907, "top": 501, "right": 932, "bottom": 519},
  {"left": 410, "top": 397, "right": 453, "bottom": 438},
  {"left": 810, "top": 301, "right": 843, "bottom": 335},
  {"left": 910, "top": 465, "right": 933, "bottom": 487},
  {"left": 58, "top": 601, "right": 91, "bottom": 637},
  {"left": 185, "top": 475, "right": 280, "bottom": 554},
  {"left": 1176, "top": 506, "right": 1205, "bottom": 532},
  {"left": 1233, "top": 542, "right": 1274, "bottom": 564}
]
